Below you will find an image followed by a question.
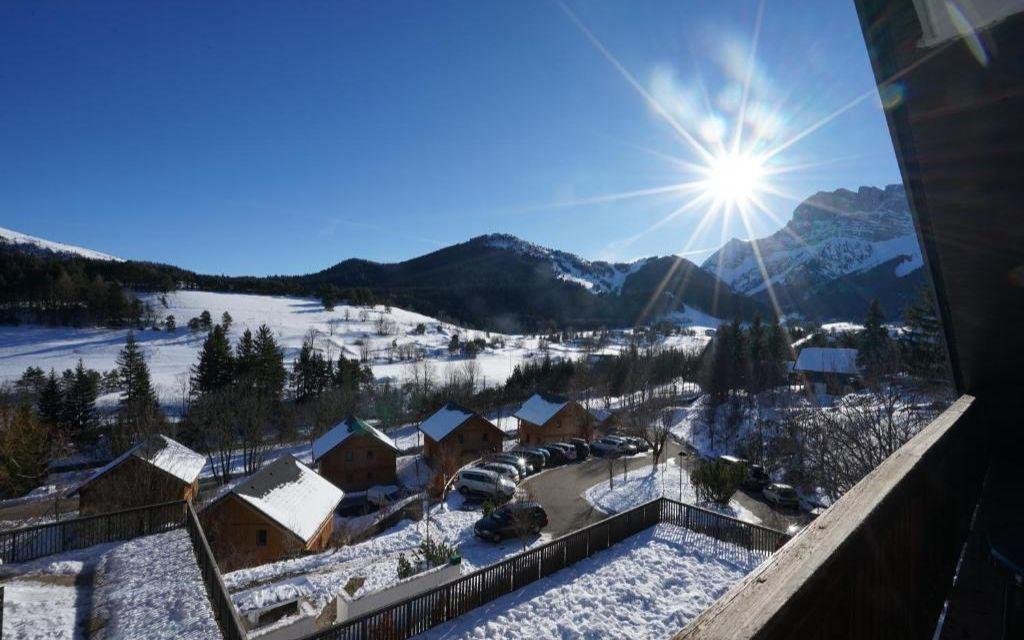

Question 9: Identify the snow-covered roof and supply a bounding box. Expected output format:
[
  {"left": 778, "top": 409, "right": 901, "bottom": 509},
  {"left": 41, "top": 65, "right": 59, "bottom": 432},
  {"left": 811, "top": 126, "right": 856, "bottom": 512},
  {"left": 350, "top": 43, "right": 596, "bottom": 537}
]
[
  {"left": 69, "top": 434, "right": 206, "bottom": 496},
  {"left": 588, "top": 406, "right": 613, "bottom": 423},
  {"left": 794, "top": 347, "right": 859, "bottom": 375},
  {"left": 312, "top": 416, "right": 397, "bottom": 461},
  {"left": 228, "top": 455, "right": 344, "bottom": 543},
  {"left": 418, "top": 402, "right": 487, "bottom": 442},
  {"left": 514, "top": 392, "right": 570, "bottom": 426}
]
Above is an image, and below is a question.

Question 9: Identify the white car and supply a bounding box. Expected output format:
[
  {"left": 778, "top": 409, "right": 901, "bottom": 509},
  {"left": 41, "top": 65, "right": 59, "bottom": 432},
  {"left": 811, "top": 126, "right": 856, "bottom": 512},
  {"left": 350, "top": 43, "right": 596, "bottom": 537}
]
[
  {"left": 476, "top": 462, "right": 522, "bottom": 482},
  {"left": 456, "top": 469, "right": 516, "bottom": 499}
]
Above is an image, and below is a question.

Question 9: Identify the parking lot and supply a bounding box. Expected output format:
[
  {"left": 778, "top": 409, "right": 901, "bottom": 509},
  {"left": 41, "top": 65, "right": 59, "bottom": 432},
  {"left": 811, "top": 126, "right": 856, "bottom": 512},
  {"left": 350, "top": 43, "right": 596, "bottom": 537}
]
[{"left": 519, "top": 441, "right": 809, "bottom": 537}]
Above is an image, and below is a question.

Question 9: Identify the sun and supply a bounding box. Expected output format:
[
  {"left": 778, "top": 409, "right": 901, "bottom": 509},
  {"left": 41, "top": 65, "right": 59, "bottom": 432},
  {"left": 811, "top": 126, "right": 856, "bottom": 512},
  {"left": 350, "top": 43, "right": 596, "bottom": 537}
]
[{"left": 703, "top": 150, "right": 766, "bottom": 205}]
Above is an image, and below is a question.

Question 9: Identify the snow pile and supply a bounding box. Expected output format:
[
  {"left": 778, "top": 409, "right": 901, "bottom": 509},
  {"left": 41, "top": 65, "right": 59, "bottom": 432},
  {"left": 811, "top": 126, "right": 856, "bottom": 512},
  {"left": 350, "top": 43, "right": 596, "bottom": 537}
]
[
  {"left": 417, "top": 524, "right": 763, "bottom": 639},
  {"left": 513, "top": 392, "right": 568, "bottom": 426},
  {"left": 0, "top": 225, "right": 123, "bottom": 262},
  {"left": 228, "top": 455, "right": 344, "bottom": 542},
  {"left": 583, "top": 459, "right": 760, "bottom": 524}
]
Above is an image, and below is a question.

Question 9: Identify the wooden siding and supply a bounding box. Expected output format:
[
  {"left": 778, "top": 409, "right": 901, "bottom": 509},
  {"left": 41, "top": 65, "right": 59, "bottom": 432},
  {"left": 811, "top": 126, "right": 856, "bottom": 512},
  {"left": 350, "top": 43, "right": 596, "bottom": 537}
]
[
  {"left": 423, "top": 414, "right": 503, "bottom": 466},
  {"left": 201, "top": 493, "right": 333, "bottom": 572},
  {"left": 317, "top": 434, "right": 397, "bottom": 492},
  {"left": 518, "top": 401, "right": 593, "bottom": 445},
  {"left": 78, "top": 455, "right": 197, "bottom": 516}
]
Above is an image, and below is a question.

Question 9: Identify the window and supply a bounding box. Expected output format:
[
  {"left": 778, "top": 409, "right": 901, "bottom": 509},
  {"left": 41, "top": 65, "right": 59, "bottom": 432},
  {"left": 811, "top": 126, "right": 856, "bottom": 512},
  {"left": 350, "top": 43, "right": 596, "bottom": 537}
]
[
  {"left": 345, "top": 451, "right": 354, "bottom": 462},
  {"left": 367, "top": 450, "right": 374, "bottom": 460},
  {"left": 257, "top": 529, "right": 268, "bottom": 546},
  {"left": 482, "top": 432, "right": 488, "bottom": 442}
]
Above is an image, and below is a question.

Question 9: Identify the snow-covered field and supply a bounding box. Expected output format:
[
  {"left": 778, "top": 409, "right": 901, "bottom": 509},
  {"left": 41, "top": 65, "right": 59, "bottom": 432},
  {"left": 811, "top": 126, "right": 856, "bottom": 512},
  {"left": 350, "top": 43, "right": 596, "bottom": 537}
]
[
  {"left": 225, "top": 493, "right": 551, "bottom": 618},
  {"left": 0, "top": 528, "right": 219, "bottom": 639},
  {"left": 584, "top": 458, "right": 761, "bottom": 525},
  {"left": 0, "top": 290, "right": 712, "bottom": 406},
  {"left": 415, "top": 524, "right": 762, "bottom": 640}
]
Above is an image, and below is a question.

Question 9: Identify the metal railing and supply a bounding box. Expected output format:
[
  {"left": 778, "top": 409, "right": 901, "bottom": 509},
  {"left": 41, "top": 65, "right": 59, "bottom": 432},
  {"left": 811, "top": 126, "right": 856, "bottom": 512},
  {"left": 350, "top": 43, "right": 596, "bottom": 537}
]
[
  {"left": 0, "top": 500, "right": 185, "bottom": 564},
  {"left": 304, "top": 497, "right": 788, "bottom": 640},
  {"left": 183, "top": 501, "right": 247, "bottom": 640}
]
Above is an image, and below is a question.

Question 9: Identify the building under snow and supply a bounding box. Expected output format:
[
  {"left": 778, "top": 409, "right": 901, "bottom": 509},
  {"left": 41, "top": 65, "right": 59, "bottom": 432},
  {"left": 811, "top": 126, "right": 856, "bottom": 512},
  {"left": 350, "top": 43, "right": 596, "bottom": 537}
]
[
  {"left": 69, "top": 434, "right": 205, "bottom": 516},
  {"left": 792, "top": 347, "right": 861, "bottom": 394},
  {"left": 515, "top": 392, "right": 593, "bottom": 445},
  {"left": 418, "top": 401, "right": 503, "bottom": 467},
  {"left": 200, "top": 454, "right": 344, "bottom": 571},
  {"left": 312, "top": 416, "right": 398, "bottom": 492}
]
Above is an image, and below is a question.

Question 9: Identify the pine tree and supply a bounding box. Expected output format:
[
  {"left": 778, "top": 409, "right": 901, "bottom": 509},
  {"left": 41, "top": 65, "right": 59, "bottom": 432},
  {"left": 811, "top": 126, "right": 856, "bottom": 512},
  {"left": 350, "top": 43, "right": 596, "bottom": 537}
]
[
  {"left": 63, "top": 360, "right": 98, "bottom": 438},
  {"left": 902, "top": 288, "right": 947, "bottom": 384},
  {"left": 37, "top": 369, "right": 64, "bottom": 429},
  {"left": 165, "top": 314, "right": 176, "bottom": 332},
  {"left": 221, "top": 311, "right": 233, "bottom": 333},
  {"left": 192, "top": 325, "right": 235, "bottom": 396},
  {"left": 116, "top": 333, "right": 163, "bottom": 445},
  {"left": 857, "top": 299, "right": 894, "bottom": 383},
  {"left": 199, "top": 310, "right": 213, "bottom": 330},
  {"left": 235, "top": 328, "right": 258, "bottom": 385},
  {"left": 253, "top": 324, "right": 286, "bottom": 400},
  {"left": 292, "top": 333, "right": 330, "bottom": 402}
]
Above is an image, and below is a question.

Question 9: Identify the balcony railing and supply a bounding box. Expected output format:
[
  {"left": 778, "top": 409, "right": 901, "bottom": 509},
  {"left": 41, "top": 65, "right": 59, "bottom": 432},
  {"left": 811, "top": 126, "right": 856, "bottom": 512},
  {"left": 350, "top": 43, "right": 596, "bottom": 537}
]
[{"left": 676, "top": 394, "right": 985, "bottom": 639}]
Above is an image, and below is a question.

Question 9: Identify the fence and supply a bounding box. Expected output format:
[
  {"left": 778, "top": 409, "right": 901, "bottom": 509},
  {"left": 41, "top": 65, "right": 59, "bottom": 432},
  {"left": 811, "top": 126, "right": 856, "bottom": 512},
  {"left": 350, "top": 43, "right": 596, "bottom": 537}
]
[
  {"left": 183, "top": 501, "right": 247, "bottom": 640},
  {"left": 303, "top": 497, "right": 789, "bottom": 640},
  {"left": 0, "top": 500, "right": 185, "bottom": 564}
]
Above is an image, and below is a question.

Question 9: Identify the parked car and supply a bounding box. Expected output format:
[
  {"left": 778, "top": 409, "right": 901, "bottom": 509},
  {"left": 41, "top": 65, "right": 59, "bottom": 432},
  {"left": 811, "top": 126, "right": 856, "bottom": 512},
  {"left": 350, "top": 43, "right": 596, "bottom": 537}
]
[
  {"left": 605, "top": 436, "right": 639, "bottom": 455},
  {"left": 473, "top": 502, "right": 549, "bottom": 542},
  {"left": 539, "top": 445, "right": 570, "bottom": 466},
  {"left": 456, "top": 469, "right": 516, "bottom": 499},
  {"left": 549, "top": 442, "right": 578, "bottom": 462},
  {"left": 476, "top": 461, "right": 522, "bottom": 482},
  {"left": 590, "top": 437, "right": 635, "bottom": 457},
  {"left": 569, "top": 438, "right": 591, "bottom": 460},
  {"left": 743, "top": 464, "right": 771, "bottom": 491},
  {"left": 491, "top": 453, "right": 533, "bottom": 477},
  {"left": 512, "top": 448, "right": 547, "bottom": 471},
  {"left": 763, "top": 483, "right": 800, "bottom": 509},
  {"left": 622, "top": 436, "right": 649, "bottom": 453}
]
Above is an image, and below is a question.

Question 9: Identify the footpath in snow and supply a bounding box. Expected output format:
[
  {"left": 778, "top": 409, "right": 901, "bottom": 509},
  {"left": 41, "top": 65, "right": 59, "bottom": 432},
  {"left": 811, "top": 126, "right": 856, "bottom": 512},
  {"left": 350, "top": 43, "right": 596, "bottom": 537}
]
[
  {"left": 416, "top": 524, "right": 763, "bottom": 640},
  {"left": 0, "top": 528, "right": 219, "bottom": 639}
]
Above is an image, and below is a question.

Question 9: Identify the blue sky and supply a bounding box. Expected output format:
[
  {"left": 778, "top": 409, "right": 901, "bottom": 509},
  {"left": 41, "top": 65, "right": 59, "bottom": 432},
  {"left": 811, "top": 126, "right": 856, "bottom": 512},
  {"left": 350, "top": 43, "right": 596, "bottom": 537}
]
[{"left": 0, "top": 1, "right": 900, "bottom": 275}]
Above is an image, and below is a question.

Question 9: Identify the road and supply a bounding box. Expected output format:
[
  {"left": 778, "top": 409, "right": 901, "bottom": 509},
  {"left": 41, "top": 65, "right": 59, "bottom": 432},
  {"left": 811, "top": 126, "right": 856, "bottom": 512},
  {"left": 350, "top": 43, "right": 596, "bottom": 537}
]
[{"left": 521, "top": 441, "right": 807, "bottom": 538}]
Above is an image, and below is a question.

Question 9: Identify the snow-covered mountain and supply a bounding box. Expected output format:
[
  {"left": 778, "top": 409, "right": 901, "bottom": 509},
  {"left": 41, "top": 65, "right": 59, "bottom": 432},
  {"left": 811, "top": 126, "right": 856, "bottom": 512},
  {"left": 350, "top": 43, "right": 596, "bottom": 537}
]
[
  {"left": 701, "top": 185, "right": 925, "bottom": 317},
  {"left": 480, "top": 234, "right": 652, "bottom": 295},
  {"left": 0, "top": 225, "right": 123, "bottom": 262}
]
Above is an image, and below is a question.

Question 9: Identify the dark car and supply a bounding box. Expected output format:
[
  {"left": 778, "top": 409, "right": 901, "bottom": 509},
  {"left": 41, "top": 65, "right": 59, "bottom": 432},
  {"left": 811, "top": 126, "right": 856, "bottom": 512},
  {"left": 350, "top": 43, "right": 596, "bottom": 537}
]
[
  {"left": 513, "top": 448, "right": 547, "bottom": 471},
  {"left": 569, "top": 437, "right": 591, "bottom": 460},
  {"left": 473, "top": 502, "right": 549, "bottom": 542},
  {"left": 742, "top": 463, "right": 771, "bottom": 491},
  {"left": 539, "top": 445, "right": 569, "bottom": 466}
]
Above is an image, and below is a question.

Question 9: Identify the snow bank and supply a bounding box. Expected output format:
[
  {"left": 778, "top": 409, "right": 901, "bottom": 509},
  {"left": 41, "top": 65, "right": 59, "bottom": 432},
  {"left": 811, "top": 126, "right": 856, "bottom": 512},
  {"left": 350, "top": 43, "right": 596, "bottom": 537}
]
[{"left": 416, "top": 524, "right": 763, "bottom": 639}]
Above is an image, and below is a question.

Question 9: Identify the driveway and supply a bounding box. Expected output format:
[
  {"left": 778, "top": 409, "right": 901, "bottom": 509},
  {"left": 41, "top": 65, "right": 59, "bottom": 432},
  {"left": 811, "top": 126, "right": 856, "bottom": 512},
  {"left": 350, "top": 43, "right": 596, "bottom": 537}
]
[{"left": 521, "top": 441, "right": 807, "bottom": 538}]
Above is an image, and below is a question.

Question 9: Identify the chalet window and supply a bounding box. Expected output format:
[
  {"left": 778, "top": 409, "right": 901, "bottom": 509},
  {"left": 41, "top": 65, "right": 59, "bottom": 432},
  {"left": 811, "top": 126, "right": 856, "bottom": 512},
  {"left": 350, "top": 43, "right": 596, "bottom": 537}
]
[
  {"left": 345, "top": 451, "right": 354, "bottom": 462},
  {"left": 367, "top": 450, "right": 374, "bottom": 460},
  {"left": 257, "top": 529, "right": 268, "bottom": 546},
  {"left": 482, "top": 432, "right": 488, "bottom": 442}
]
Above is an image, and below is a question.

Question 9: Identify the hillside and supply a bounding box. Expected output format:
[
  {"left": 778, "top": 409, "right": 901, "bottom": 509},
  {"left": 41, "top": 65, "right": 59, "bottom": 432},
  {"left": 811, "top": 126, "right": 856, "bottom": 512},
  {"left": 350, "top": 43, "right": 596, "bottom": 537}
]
[{"left": 701, "top": 185, "right": 923, "bottom": 319}]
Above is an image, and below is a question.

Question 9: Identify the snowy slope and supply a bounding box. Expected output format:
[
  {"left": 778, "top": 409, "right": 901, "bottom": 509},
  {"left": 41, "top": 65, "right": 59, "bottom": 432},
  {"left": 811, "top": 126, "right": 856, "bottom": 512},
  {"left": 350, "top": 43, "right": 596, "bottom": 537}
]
[
  {"left": 0, "top": 225, "right": 123, "bottom": 261},
  {"left": 702, "top": 185, "right": 921, "bottom": 295},
  {"left": 482, "top": 234, "right": 652, "bottom": 294}
]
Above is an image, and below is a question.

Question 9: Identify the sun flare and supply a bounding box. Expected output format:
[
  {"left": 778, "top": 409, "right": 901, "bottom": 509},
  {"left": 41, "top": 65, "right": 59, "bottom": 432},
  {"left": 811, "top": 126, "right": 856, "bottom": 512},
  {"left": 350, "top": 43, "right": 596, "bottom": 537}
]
[{"left": 704, "top": 150, "right": 766, "bottom": 206}]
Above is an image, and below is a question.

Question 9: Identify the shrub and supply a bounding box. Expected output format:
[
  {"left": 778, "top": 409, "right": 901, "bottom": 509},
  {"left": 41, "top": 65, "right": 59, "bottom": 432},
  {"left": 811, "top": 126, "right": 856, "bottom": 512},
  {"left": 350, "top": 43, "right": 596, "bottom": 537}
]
[
  {"left": 396, "top": 553, "right": 414, "bottom": 579},
  {"left": 691, "top": 458, "right": 746, "bottom": 505}
]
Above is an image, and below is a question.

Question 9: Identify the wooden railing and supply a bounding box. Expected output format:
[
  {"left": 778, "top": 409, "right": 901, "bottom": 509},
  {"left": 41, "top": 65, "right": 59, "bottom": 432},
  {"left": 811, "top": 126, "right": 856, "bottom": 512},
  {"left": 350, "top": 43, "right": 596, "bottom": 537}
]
[
  {"left": 676, "top": 395, "right": 984, "bottom": 639},
  {"left": 0, "top": 500, "right": 185, "bottom": 564},
  {"left": 303, "top": 497, "right": 788, "bottom": 640},
  {"left": 183, "top": 501, "right": 247, "bottom": 640}
]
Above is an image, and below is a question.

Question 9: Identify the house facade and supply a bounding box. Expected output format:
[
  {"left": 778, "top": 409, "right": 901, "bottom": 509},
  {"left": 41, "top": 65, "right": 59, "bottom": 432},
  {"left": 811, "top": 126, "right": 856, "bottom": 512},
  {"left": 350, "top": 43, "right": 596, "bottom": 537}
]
[
  {"left": 419, "top": 402, "right": 503, "bottom": 467},
  {"left": 201, "top": 455, "right": 344, "bottom": 571},
  {"left": 515, "top": 392, "right": 593, "bottom": 445},
  {"left": 71, "top": 435, "right": 205, "bottom": 516},
  {"left": 792, "top": 347, "right": 861, "bottom": 395},
  {"left": 313, "top": 416, "right": 398, "bottom": 492}
]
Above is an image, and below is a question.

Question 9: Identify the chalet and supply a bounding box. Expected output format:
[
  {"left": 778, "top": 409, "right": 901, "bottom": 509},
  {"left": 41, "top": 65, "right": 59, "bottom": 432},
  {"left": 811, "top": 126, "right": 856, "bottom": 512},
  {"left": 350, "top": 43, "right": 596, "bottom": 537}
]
[
  {"left": 515, "top": 392, "right": 593, "bottom": 445},
  {"left": 201, "top": 455, "right": 343, "bottom": 571},
  {"left": 69, "top": 434, "right": 205, "bottom": 516},
  {"left": 588, "top": 406, "right": 619, "bottom": 434},
  {"left": 418, "top": 402, "right": 503, "bottom": 466},
  {"left": 312, "top": 416, "right": 398, "bottom": 492},
  {"left": 792, "top": 347, "right": 861, "bottom": 395}
]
